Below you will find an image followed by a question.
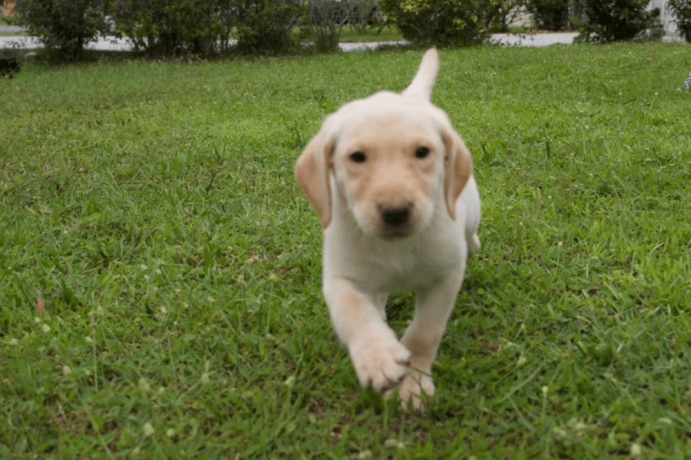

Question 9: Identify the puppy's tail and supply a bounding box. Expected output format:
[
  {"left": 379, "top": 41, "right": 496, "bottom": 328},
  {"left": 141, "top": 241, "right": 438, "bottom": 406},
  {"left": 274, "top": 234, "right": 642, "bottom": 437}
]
[{"left": 402, "top": 48, "right": 439, "bottom": 101}]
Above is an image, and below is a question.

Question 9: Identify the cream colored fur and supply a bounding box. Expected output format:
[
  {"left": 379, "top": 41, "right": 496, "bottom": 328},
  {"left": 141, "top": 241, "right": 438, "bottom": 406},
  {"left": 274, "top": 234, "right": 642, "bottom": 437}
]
[{"left": 295, "top": 49, "right": 481, "bottom": 410}]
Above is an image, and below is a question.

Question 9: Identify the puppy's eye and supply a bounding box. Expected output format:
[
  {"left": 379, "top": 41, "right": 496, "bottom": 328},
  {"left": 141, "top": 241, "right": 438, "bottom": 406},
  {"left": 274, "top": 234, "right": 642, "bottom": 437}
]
[
  {"left": 350, "top": 151, "right": 367, "bottom": 163},
  {"left": 415, "top": 147, "right": 430, "bottom": 159}
]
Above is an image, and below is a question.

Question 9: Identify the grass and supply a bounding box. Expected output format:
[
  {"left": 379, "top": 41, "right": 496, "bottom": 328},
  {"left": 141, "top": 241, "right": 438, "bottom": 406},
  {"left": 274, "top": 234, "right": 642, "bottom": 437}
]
[{"left": 1, "top": 43, "right": 691, "bottom": 459}]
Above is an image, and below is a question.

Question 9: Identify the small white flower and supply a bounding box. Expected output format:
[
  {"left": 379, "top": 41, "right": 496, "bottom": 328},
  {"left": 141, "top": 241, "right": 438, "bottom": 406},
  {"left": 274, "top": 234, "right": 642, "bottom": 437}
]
[
  {"left": 574, "top": 421, "right": 587, "bottom": 432},
  {"left": 133, "top": 447, "right": 140, "bottom": 455},
  {"left": 519, "top": 222, "right": 523, "bottom": 227},
  {"left": 62, "top": 366, "right": 72, "bottom": 376},
  {"left": 139, "top": 378, "right": 151, "bottom": 392},
  {"left": 201, "top": 373, "right": 210, "bottom": 384},
  {"left": 143, "top": 422, "right": 155, "bottom": 437},
  {"left": 553, "top": 427, "right": 567, "bottom": 439},
  {"left": 42, "top": 324, "right": 51, "bottom": 333},
  {"left": 166, "top": 428, "right": 175, "bottom": 437},
  {"left": 356, "top": 451, "right": 372, "bottom": 459},
  {"left": 34, "top": 317, "right": 42, "bottom": 323},
  {"left": 160, "top": 307, "right": 167, "bottom": 314},
  {"left": 140, "top": 264, "right": 147, "bottom": 270},
  {"left": 630, "top": 443, "right": 642, "bottom": 458},
  {"left": 9, "top": 338, "right": 18, "bottom": 346},
  {"left": 558, "top": 241, "right": 563, "bottom": 247},
  {"left": 143, "top": 275, "right": 150, "bottom": 281},
  {"left": 158, "top": 387, "right": 166, "bottom": 394},
  {"left": 207, "top": 296, "right": 215, "bottom": 304},
  {"left": 517, "top": 355, "right": 527, "bottom": 367},
  {"left": 658, "top": 417, "right": 673, "bottom": 426},
  {"left": 284, "top": 376, "right": 296, "bottom": 387},
  {"left": 542, "top": 386, "right": 548, "bottom": 395},
  {"left": 384, "top": 439, "right": 405, "bottom": 449},
  {"left": 85, "top": 336, "right": 93, "bottom": 344},
  {"left": 155, "top": 269, "right": 162, "bottom": 275}
]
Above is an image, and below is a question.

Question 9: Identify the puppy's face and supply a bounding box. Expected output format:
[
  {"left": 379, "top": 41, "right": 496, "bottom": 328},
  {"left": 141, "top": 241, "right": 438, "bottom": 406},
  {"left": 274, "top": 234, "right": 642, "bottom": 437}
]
[
  {"left": 295, "top": 49, "right": 472, "bottom": 237},
  {"left": 330, "top": 101, "right": 444, "bottom": 239}
]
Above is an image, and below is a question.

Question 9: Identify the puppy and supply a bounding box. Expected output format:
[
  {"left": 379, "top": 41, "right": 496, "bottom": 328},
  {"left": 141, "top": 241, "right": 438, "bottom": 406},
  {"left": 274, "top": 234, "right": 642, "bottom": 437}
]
[{"left": 295, "top": 49, "right": 481, "bottom": 410}]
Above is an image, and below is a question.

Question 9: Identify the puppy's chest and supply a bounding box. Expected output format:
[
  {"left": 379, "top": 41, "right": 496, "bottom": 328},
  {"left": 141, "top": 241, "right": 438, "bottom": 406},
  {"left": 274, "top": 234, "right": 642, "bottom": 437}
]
[{"left": 348, "top": 238, "right": 462, "bottom": 292}]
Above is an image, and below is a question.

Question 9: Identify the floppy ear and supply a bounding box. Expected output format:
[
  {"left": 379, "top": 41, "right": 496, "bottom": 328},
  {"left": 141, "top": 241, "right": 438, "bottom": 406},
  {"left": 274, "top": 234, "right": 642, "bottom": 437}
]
[
  {"left": 442, "top": 127, "right": 473, "bottom": 220},
  {"left": 295, "top": 132, "right": 335, "bottom": 228}
]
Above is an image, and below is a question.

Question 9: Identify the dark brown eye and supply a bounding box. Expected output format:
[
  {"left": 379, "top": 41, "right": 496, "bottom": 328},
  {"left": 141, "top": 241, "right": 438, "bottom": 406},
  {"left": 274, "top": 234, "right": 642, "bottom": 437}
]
[
  {"left": 350, "top": 151, "right": 367, "bottom": 163},
  {"left": 415, "top": 147, "right": 430, "bottom": 159}
]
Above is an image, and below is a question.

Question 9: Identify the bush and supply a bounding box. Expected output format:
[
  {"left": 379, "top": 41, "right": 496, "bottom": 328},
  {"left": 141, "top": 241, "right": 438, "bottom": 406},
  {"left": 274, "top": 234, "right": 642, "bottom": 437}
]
[
  {"left": 668, "top": 0, "right": 691, "bottom": 43},
  {"left": 13, "top": 0, "right": 107, "bottom": 60},
  {"left": 235, "top": 0, "right": 302, "bottom": 55},
  {"left": 575, "top": 0, "right": 660, "bottom": 43},
  {"left": 348, "top": 0, "right": 383, "bottom": 32},
  {"left": 306, "top": 0, "right": 361, "bottom": 53},
  {"left": 525, "top": 0, "right": 569, "bottom": 30},
  {"left": 379, "top": 0, "right": 508, "bottom": 47},
  {"left": 113, "top": 0, "right": 235, "bottom": 57}
]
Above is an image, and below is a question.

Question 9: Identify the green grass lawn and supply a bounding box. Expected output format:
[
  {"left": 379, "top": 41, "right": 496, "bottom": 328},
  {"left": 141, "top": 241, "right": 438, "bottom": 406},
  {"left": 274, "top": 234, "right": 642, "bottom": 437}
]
[{"left": 2, "top": 43, "right": 691, "bottom": 459}]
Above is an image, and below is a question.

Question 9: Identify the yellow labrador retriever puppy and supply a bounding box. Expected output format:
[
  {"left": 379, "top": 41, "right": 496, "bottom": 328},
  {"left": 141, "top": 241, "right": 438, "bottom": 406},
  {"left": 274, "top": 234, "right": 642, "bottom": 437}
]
[{"left": 295, "top": 49, "right": 481, "bottom": 410}]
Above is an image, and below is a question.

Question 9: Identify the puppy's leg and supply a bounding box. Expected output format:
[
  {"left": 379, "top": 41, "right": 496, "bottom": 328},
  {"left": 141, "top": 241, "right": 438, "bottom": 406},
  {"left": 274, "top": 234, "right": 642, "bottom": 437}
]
[
  {"left": 467, "top": 233, "right": 481, "bottom": 257},
  {"left": 391, "top": 268, "right": 465, "bottom": 410},
  {"left": 460, "top": 176, "right": 482, "bottom": 257},
  {"left": 372, "top": 293, "right": 389, "bottom": 321},
  {"left": 324, "top": 277, "right": 409, "bottom": 392}
]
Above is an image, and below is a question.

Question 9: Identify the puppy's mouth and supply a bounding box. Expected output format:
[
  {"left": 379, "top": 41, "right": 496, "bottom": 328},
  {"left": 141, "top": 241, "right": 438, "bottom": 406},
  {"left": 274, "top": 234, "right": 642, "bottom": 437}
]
[{"left": 378, "top": 225, "right": 414, "bottom": 240}]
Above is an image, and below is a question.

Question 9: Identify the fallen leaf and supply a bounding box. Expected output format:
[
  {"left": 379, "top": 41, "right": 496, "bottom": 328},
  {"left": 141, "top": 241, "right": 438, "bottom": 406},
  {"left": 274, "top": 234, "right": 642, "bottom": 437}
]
[
  {"left": 37, "top": 298, "right": 46, "bottom": 316},
  {"left": 246, "top": 255, "right": 259, "bottom": 264},
  {"left": 481, "top": 341, "right": 500, "bottom": 351}
]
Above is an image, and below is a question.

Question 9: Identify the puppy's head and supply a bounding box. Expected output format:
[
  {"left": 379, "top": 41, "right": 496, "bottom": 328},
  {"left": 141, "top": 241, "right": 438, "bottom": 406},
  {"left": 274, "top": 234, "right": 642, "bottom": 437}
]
[{"left": 296, "top": 49, "right": 472, "bottom": 239}]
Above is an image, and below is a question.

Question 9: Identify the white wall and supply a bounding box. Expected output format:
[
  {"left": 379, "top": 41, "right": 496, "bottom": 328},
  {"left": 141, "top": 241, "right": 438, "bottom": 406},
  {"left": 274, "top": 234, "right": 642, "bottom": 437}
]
[{"left": 649, "top": 0, "right": 681, "bottom": 39}]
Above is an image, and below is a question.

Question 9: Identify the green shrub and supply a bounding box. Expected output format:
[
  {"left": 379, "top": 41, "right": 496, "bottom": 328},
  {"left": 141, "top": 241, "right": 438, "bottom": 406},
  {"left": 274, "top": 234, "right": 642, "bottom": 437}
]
[
  {"left": 307, "top": 0, "right": 346, "bottom": 53},
  {"left": 379, "top": 0, "right": 508, "bottom": 47},
  {"left": 525, "top": 0, "right": 569, "bottom": 30},
  {"left": 575, "top": 0, "right": 659, "bottom": 43},
  {"left": 235, "top": 0, "right": 302, "bottom": 55},
  {"left": 113, "top": 0, "right": 234, "bottom": 57},
  {"left": 668, "top": 0, "right": 691, "bottom": 42},
  {"left": 13, "top": 0, "right": 106, "bottom": 60}
]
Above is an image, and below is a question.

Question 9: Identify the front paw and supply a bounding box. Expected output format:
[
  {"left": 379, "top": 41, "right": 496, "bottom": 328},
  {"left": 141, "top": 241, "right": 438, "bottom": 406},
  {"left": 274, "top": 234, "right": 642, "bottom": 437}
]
[
  {"left": 388, "top": 371, "right": 435, "bottom": 411},
  {"left": 349, "top": 332, "right": 411, "bottom": 392}
]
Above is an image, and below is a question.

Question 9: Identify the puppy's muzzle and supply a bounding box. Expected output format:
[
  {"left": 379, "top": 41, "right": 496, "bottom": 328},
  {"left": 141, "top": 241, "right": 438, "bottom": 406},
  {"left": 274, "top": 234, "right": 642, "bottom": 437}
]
[{"left": 378, "top": 202, "right": 413, "bottom": 237}]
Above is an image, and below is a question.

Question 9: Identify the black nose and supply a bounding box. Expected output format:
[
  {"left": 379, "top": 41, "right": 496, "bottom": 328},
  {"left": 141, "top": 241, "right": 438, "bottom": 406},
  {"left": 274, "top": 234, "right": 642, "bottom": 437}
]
[{"left": 379, "top": 204, "right": 411, "bottom": 227}]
